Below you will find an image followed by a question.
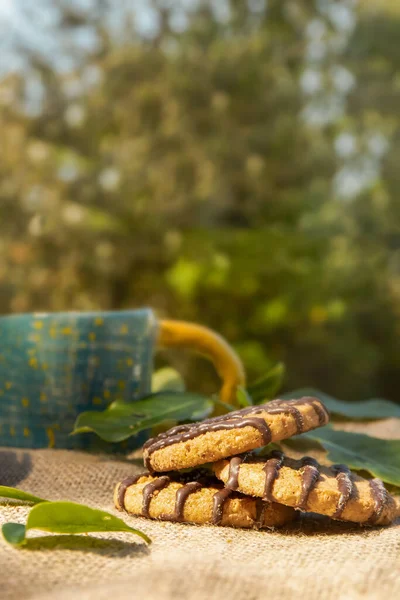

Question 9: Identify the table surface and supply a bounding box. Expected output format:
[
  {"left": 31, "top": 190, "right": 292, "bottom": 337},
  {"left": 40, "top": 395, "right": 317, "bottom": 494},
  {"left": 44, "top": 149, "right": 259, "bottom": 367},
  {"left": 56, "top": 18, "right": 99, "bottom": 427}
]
[{"left": 1, "top": 418, "right": 399, "bottom": 600}]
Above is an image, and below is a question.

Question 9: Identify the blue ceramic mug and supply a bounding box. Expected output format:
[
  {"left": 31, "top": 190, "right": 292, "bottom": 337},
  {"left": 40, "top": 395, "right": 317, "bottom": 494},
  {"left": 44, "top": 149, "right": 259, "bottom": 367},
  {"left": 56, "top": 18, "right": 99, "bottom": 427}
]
[{"left": 0, "top": 310, "right": 244, "bottom": 450}]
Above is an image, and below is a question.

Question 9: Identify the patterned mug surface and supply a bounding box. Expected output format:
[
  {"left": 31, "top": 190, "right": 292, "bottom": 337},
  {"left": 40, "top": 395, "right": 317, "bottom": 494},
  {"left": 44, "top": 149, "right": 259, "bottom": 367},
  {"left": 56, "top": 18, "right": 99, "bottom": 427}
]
[{"left": 0, "top": 309, "right": 157, "bottom": 449}]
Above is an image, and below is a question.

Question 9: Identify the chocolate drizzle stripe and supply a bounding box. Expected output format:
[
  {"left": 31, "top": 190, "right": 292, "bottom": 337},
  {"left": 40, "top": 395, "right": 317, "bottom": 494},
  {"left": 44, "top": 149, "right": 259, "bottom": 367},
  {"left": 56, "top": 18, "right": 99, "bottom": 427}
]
[
  {"left": 262, "top": 451, "right": 285, "bottom": 501},
  {"left": 174, "top": 482, "right": 203, "bottom": 521},
  {"left": 144, "top": 454, "right": 153, "bottom": 471},
  {"left": 267, "top": 406, "right": 304, "bottom": 433},
  {"left": 226, "top": 456, "right": 244, "bottom": 490},
  {"left": 117, "top": 473, "right": 148, "bottom": 511},
  {"left": 331, "top": 464, "right": 354, "bottom": 519},
  {"left": 367, "top": 479, "right": 388, "bottom": 524},
  {"left": 142, "top": 476, "right": 170, "bottom": 517},
  {"left": 159, "top": 481, "right": 203, "bottom": 522},
  {"left": 310, "top": 401, "right": 329, "bottom": 426},
  {"left": 212, "top": 488, "right": 233, "bottom": 525},
  {"left": 297, "top": 457, "right": 320, "bottom": 510},
  {"left": 290, "top": 406, "right": 305, "bottom": 432}
]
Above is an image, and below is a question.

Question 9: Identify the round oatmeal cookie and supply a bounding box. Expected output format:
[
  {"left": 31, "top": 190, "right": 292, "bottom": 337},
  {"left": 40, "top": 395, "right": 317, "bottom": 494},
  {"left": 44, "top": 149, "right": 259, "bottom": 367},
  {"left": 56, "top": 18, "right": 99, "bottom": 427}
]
[
  {"left": 213, "top": 451, "right": 399, "bottom": 525},
  {"left": 114, "top": 471, "right": 295, "bottom": 529},
  {"left": 142, "top": 397, "right": 329, "bottom": 473}
]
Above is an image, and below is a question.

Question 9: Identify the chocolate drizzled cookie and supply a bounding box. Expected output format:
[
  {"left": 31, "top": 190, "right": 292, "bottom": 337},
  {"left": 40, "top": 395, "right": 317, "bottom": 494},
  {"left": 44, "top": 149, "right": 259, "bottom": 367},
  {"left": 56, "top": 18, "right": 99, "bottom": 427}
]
[
  {"left": 143, "top": 397, "right": 329, "bottom": 473},
  {"left": 114, "top": 471, "right": 296, "bottom": 529},
  {"left": 213, "top": 452, "right": 399, "bottom": 525}
]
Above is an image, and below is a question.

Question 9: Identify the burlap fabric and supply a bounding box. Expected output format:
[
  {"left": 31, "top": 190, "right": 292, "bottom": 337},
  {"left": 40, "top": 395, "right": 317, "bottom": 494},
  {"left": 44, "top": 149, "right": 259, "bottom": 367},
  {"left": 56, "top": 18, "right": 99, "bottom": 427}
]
[{"left": 1, "top": 419, "right": 399, "bottom": 600}]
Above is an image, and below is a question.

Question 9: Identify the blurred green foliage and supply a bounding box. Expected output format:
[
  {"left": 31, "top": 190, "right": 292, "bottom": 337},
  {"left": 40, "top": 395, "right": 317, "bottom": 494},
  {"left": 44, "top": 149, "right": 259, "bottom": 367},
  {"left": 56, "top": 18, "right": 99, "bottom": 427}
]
[{"left": 1, "top": 0, "right": 400, "bottom": 402}]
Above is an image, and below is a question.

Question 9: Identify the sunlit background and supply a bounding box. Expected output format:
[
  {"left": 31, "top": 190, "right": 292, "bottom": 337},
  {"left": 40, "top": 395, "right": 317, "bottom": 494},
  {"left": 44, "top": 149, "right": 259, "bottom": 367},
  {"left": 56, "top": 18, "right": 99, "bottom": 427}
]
[{"left": 1, "top": 0, "right": 399, "bottom": 402}]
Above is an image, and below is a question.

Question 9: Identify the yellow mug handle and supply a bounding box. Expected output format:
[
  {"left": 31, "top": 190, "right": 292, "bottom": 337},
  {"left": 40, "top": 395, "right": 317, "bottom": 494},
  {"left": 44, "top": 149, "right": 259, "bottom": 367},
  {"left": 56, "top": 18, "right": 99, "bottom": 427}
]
[{"left": 157, "top": 320, "right": 245, "bottom": 407}]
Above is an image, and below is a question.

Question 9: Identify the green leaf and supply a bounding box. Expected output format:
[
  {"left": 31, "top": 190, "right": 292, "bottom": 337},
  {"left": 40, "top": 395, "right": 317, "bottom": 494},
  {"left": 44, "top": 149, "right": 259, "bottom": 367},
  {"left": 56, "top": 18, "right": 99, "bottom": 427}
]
[
  {"left": 0, "top": 486, "right": 47, "bottom": 505},
  {"left": 247, "top": 363, "right": 285, "bottom": 404},
  {"left": 283, "top": 388, "right": 400, "bottom": 420},
  {"left": 152, "top": 367, "right": 185, "bottom": 393},
  {"left": 236, "top": 386, "right": 253, "bottom": 407},
  {"left": 2, "top": 501, "right": 151, "bottom": 547},
  {"left": 72, "top": 391, "right": 212, "bottom": 442},
  {"left": 2, "top": 523, "right": 27, "bottom": 545},
  {"left": 294, "top": 427, "right": 400, "bottom": 488}
]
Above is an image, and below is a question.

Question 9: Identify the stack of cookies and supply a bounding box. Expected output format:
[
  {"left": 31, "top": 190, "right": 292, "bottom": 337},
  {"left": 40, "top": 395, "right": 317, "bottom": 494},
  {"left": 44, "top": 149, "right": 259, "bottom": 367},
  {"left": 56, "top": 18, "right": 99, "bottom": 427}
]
[{"left": 114, "top": 397, "right": 399, "bottom": 529}]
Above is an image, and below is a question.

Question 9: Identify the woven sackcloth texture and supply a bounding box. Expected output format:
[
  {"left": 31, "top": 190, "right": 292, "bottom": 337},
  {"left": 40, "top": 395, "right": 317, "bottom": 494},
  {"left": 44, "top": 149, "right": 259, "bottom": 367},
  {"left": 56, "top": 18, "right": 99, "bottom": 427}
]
[{"left": 1, "top": 419, "right": 399, "bottom": 600}]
